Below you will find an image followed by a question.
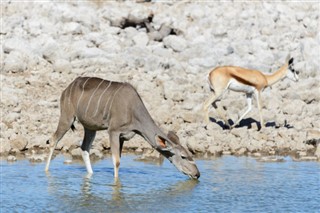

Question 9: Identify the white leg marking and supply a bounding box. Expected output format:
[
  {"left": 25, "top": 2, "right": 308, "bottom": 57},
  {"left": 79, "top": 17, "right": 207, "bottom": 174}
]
[
  {"left": 45, "top": 147, "right": 55, "bottom": 172},
  {"left": 85, "top": 79, "right": 105, "bottom": 118},
  {"left": 77, "top": 78, "right": 91, "bottom": 112},
  {"left": 93, "top": 81, "right": 112, "bottom": 117},
  {"left": 82, "top": 150, "right": 93, "bottom": 174},
  {"left": 112, "top": 154, "right": 119, "bottom": 178}
]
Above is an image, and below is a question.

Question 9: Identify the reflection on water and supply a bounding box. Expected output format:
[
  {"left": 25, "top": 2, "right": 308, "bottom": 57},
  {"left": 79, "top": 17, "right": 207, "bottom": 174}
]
[{"left": 1, "top": 155, "right": 319, "bottom": 212}]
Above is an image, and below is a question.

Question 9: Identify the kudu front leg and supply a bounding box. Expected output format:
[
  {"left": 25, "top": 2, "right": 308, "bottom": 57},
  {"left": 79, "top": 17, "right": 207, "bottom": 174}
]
[{"left": 81, "top": 129, "right": 96, "bottom": 174}]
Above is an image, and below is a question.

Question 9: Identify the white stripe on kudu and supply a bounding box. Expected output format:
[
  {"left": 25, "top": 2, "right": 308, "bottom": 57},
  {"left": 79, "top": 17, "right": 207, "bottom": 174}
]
[
  {"left": 84, "top": 79, "right": 104, "bottom": 118},
  {"left": 77, "top": 77, "right": 91, "bottom": 112},
  {"left": 93, "top": 81, "right": 112, "bottom": 117}
]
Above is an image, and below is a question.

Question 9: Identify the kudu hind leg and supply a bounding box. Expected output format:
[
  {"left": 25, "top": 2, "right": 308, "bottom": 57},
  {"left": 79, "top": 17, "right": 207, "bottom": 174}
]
[
  {"left": 45, "top": 116, "right": 75, "bottom": 172},
  {"left": 81, "top": 129, "right": 96, "bottom": 174},
  {"left": 109, "top": 131, "right": 124, "bottom": 178}
]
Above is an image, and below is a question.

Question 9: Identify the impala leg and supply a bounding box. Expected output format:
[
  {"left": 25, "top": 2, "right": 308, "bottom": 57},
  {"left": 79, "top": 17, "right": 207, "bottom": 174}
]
[
  {"left": 81, "top": 128, "right": 96, "bottom": 174},
  {"left": 255, "top": 91, "right": 264, "bottom": 127},
  {"left": 109, "top": 131, "right": 124, "bottom": 178},
  {"left": 232, "top": 94, "right": 252, "bottom": 128},
  {"left": 203, "top": 90, "right": 226, "bottom": 124},
  {"left": 203, "top": 94, "right": 216, "bottom": 123},
  {"left": 212, "top": 102, "right": 229, "bottom": 127}
]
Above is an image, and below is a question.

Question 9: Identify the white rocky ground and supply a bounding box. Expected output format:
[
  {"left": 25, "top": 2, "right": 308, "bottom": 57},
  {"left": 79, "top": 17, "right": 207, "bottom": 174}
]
[{"left": 1, "top": 1, "right": 319, "bottom": 162}]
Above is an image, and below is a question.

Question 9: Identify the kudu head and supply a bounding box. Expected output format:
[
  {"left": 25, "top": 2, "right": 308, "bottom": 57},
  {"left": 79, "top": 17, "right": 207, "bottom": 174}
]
[
  {"left": 156, "top": 131, "right": 200, "bottom": 179},
  {"left": 286, "top": 56, "right": 299, "bottom": 82}
]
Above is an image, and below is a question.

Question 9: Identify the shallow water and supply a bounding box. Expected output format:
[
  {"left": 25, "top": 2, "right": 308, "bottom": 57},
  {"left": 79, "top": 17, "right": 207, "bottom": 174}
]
[{"left": 1, "top": 155, "right": 319, "bottom": 212}]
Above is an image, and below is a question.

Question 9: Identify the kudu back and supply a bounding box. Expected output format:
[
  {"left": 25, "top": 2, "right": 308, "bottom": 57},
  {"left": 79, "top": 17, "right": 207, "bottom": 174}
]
[{"left": 45, "top": 77, "right": 200, "bottom": 179}]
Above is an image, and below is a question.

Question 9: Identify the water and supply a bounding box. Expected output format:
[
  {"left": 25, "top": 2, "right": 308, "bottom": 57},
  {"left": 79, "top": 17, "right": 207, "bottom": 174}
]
[{"left": 1, "top": 155, "right": 319, "bottom": 213}]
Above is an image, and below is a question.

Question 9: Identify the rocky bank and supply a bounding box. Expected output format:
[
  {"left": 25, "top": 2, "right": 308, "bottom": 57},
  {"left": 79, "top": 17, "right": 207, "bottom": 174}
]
[{"left": 1, "top": 1, "right": 320, "bottom": 163}]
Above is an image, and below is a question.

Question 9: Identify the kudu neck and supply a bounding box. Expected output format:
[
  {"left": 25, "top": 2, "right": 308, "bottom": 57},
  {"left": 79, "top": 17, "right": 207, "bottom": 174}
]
[
  {"left": 265, "top": 64, "right": 288, "bottom": 86},
  {"left": 134, "top": 109, "right": 168, "bottom": 150}
]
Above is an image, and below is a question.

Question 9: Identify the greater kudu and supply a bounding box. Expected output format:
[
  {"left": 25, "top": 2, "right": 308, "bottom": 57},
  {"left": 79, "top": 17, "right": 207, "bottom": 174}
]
[{"left": 45, "top": 77, "right": 200, "bottom": 179}]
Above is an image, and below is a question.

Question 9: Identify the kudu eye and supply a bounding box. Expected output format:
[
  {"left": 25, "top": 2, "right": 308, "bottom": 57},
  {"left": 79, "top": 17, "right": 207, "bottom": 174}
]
[{"left": 181, "top": 155, "right": 187, "bottom": 160}]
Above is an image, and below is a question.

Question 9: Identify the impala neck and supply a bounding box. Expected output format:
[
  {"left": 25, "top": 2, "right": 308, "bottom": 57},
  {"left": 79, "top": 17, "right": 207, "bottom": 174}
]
[{"left": 265, "top": 64, "right": 288, "bottom": 86}]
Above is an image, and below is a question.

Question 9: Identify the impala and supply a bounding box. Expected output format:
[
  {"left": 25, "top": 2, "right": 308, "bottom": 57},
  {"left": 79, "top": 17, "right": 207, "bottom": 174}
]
[
  {"left": 45, "top": 77, "right": 200, "bottom": 179},
  {"left": 203, "top": 56, "right": 299, "bottom": 128}
]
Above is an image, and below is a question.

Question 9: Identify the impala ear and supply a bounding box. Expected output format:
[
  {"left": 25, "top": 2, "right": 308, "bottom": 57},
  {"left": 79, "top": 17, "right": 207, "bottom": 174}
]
[
  {"left": 288, "top": 57, "right": 294, "bottom": 65},
  {"left": 285, "top": 53, "right": 291, "bottom": 63},
  {"left": 167, "top": 131, "right": 180, "bottom": 145}
]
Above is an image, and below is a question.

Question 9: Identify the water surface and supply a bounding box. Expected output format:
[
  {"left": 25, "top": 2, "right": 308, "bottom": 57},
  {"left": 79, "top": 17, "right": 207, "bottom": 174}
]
[{"left": 1, "top": 155, "right": 319, "bottom": 212}]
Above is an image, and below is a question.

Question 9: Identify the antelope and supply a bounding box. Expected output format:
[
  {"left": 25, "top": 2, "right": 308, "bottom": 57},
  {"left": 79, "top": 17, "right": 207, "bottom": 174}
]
[
  {"left": 203, "top": 56, "right": 299, "bottom": 128},
  {"left": 45, "top": 77, "right": 200, "bottom": 179}
]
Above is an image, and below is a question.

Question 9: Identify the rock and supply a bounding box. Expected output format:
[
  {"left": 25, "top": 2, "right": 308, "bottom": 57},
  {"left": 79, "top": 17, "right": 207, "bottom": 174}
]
[
  {"left": 299, "top": 156, "right": 318, "bottom": 161},
  {"left": 29, "top": 154, "right": 46, "bottom": 162},
  {"left": 132, "top": 32, "right": 149, "bottom": 46},
  {"left": 90, "top": 148, "right": 103, "bottom": 159},
  {"left": 257, "top": 156, "right": 285, "bottom": 162},
  {"left": 4, "top": 112, "right": 21, "bottom": 123},
  {"left": 10, "top": 136, "right": 28, "bottom": 151},
  {"left": 163, "top": 35, "right": 187, "bottom": 52},
  {"left": 63, "top": 22, "right": 82, "bottom": 35},
  {"left": 0, "top": 141, "right": 11, "bottom": 154},
  {"left": 208, "top": 145, "right": 223, "bottom": 156},
  {"left": 53, "top": 59, "right": 72, "bottom": 73},
  {"left": 181, "top": 111, "right": 200, "bottom": 123},
  {"left": 71, "top": 148, "right": 83, "bottom": 159},
  {"left": 64, "top": 159, "right": 73, "bottom": 164},
  {"left": 148, "top": 24, "right": 173, "bottom": 42},
  {"left": 235, "top": 147, "right": 247, "bottom": 155},
  {"left": 222, "top": 151, "right": 232, "bottom": 155},
  {"left": 41, "top": 37, "right": 61, "bottom": 63},
  {"left": 315, "top": 145, "right": 320, "bottom": 160},
  {"left": 187, "top": 136, "right": 208, "bottom": 153},
  {"left": 282, "top": 99, "right": 306, "bottom": 115},
  {"left": 3, "top": 38, "right": 31, "bottom": 54},
  {"left": 7, "top": 155, "right": 17, "bottom": 161},
  {"left": 136, "top": 149, "right": 163, "bottom": 161},
  {"left": 3, "top": 51, "right": 27, "bottom": 73}
]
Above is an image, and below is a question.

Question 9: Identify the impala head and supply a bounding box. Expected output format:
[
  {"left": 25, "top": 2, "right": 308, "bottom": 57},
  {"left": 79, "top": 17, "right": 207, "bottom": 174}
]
[
  {"left": 156, "top": 131, "right": 200, "bottom": 179},
  {"left": 286, "top": 57, "right": 299, "bottom": 82}
]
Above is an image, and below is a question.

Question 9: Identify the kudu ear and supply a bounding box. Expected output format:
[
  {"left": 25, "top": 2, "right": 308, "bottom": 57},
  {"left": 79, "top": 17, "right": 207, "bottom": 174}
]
[
  {"left": 167, "top": 131, "right": 180, "bottom": 145},
  {"left": 156, "top": 135, "right": 167, "bottom": 148},
  {"left": 155, "top": 135, "right": 175, "bottom": 155}
]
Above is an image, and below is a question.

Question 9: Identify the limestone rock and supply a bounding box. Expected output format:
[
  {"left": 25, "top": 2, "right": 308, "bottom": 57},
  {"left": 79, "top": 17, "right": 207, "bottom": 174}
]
[{"left": 10, "top": 136, "right": 28, "bottom": 151}]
